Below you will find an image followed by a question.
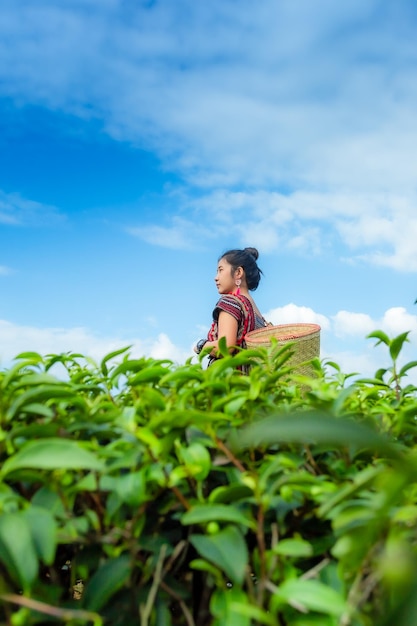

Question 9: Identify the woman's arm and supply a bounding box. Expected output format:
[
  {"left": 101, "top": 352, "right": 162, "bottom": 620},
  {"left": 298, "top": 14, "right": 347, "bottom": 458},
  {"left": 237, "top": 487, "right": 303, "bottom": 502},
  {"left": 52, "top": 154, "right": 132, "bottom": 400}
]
[{"left": 204, "top": 311, "right": 238, "bottom": 357}]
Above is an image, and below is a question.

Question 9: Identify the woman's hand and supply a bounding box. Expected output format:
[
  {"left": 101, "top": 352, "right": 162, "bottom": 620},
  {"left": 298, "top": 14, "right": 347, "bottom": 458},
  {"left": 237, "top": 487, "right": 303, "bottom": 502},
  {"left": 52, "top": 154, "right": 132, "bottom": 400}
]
[
  {"left": 194, "top": 340, "right": 217, "bottom": 355},
  {"left": 194, "top": 339, "right": 208, "bottom": 354}
]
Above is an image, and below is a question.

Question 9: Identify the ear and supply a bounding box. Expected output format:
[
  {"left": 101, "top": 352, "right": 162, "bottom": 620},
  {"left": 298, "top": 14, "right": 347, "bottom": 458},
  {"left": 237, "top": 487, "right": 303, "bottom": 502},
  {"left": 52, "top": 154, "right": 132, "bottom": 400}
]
[{"left": 234, "top": 266, "right": 244, "bottom": 279}]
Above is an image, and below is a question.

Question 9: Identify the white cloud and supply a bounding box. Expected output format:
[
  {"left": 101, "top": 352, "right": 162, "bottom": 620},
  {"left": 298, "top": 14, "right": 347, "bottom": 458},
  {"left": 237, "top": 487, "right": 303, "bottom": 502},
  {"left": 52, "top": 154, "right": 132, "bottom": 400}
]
[
  {"left": 332, "top": 311, "right": 376, "bottom": 338},
  {"left": 1, "top": 1, "right": 417, "bottom": 272},
  {"left": 0, "top": 190, "right": 65, "bottom": 227},
  {"left": 149, "top": 333, "right": 184, "bottom": 361},
  {"left": 237, "top": 221, "right": 280, "bottom": 254},
  {"left": 265, "top": 303, "right": 330, "bottom": 330},
  {"left": 127, "top": 225, "right": 193, "bottom": 250},
  {"left": 0, "top": 0, "right": 416, "bottom": 195},
  {"left": 0, "top": 320, "right": 189, "bottom": 369},
  {"left": 325, "top": 341, "right": 417, "bottom": 385},
  {"left": 269, "top": 303, "right": 417, "bottom": 343},
  {"left": 0, "top": 265, "right": 13, "bottom": 275},
  {"left": 127, "top": 213, "right": 216, "bottom": 250},
  {"left": 337, "top": 204, "right": 417, "bottom": 271},
  {"left": 185, "top": 189, "right": 417, "bottom": 269},
  {"left": 332, "top": 306, "right": 417, "bottom": 339},
  {"left": 380, "top": 306, "right": 417, "bottom": 337},
  {"left": 322, "top": 350, "right": 380, "bottom": 380}
]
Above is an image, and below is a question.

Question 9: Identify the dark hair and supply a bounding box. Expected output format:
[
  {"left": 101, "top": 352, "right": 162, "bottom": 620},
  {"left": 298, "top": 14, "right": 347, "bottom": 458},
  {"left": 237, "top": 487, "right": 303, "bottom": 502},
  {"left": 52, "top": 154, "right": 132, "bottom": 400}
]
[{"left": 220, "top": 247, "right": 263, "bottom": 291}]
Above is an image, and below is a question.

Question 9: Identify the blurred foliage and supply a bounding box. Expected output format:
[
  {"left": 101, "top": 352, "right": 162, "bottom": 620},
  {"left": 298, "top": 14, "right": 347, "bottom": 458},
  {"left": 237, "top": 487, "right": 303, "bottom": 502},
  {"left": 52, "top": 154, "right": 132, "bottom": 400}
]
[{"left": 0, "top": 334, "right": 417, "bottom": 625}]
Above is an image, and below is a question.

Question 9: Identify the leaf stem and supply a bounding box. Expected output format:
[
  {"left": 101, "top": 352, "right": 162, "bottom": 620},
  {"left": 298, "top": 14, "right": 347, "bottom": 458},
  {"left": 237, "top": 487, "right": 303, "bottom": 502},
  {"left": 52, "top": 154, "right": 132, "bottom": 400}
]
[
  {"left": 140, "top": 544, "right": 167, "bottom": 626},
  {"left": 0, "top": 594, "right": 102, "bottom": 625},
  {"left": 215, "top": 437, "right": 246, "bottom": 471}
]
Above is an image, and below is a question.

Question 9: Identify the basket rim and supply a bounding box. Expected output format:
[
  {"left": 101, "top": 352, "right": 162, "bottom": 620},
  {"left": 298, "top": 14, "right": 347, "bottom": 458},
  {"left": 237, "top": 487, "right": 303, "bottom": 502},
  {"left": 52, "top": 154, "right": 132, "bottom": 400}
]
[{"left": 246, "top": 323, "right": 321, "bottom": 342}]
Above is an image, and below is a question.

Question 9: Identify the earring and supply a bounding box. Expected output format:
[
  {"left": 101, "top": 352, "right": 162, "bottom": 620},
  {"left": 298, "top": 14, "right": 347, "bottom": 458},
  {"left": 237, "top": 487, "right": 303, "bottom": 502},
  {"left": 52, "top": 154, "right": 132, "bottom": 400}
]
[{"left": 235, "top": 279, "right": 241, "bottom": 295}]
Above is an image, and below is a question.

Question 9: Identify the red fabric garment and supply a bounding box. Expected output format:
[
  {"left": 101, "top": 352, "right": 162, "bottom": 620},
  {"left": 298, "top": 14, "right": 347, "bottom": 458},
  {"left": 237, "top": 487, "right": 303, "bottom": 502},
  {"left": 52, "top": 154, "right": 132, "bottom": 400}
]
[{"left": 207, "top": 294, "right": 256, "bottom": 349}]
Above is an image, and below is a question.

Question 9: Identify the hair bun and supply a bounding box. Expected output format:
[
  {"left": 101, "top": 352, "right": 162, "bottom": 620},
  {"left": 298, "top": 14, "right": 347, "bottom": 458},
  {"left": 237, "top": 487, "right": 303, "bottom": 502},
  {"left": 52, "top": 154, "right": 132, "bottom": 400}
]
[{"left": 244, "top": 247, "right": 259, "bottom": 261}]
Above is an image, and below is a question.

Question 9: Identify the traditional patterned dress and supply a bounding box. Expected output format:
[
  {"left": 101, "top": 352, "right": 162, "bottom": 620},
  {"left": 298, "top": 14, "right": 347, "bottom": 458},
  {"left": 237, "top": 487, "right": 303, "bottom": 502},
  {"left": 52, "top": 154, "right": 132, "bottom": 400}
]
[{"left": 206, "top": 294, "right": 267, "bottom": 366}]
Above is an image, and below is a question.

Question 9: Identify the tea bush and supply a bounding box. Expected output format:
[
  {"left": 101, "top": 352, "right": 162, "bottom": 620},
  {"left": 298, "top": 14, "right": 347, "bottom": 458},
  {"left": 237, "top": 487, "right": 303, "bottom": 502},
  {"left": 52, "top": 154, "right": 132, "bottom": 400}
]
[{"left": 0, "top": 333, "right": 417, "bottom": 625}]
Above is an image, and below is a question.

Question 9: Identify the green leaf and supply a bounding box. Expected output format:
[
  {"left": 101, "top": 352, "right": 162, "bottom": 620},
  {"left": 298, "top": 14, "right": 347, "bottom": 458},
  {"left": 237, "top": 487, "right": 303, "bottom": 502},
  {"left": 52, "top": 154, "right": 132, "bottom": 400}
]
[
  {"left": 155, "top": 598, "right": 172, "bottom": 626},
  {"left": 182, "top": 504, "right": 255, "bottom": 529},
  {"left": 211, "top": 588, "right": 252, "bottom": 626},
  {"left": 231, "top": 412, "right": 402, "bottom": 461},
  {"left": 209, "top": 484, "right": 253, "bottom": 504},
  {"left": 32, "top": 487, "right": 67, "bottom": 518},
  {"left": 286, "top": 616, "right": 338, "bottom": 626},
  {"left": 325, "top": 361, "right": 341, "bottom": 372},
  {"left": 389, "top": 332, "right": 410, "bottom": 361},
  {"left": 381, "top": 576, "right": 417, "bottom": 626},
  {"left": 6, "top": 384, "right": 76, "bottom": 420},
  {"left": 101, "top": 471, "right": 148, "bottom": 506},
  {"left": 217, "top": 336, "right": 229, "bottom": 357},
  {"left": 151, "top": 408, "right": 227, "bottom": 429},
  {"left": 367, "top": 330, "right": 390, "bottom": 346},
  {"left": 392, "top": 505, "right": 417, "bottom": 524},
  {"left": 159, "top": 367, "right": 204, "bottom": 386},
  {"left": 275, "top": 578, "right": 346, "bottom": 617},
  {"left": 109, "top": 358, "right": 148, "bottom": 380},
  {"left": 100, "top": 346, "right": 131, "bottom": 376},
  {"left": 318, "top": 465, "right": 384, "bottom": 518},
  {"left": 331, "top": 503, "right": 374, "bottom": 532},
  {"left": 399, "top": 361, "right": 417, "bottom": 377},
  {"left": 14, "top": 373, "right": 65, "bottom": 388},
  {"left": 82, "top": 554, "right": 131, "bottom": 611},
  {"left": 375, "top": 367, "right": 388, "bottom": 380},
  {"left": 23, "top": 506, "right": 57, "bottom": 565},
  {"left": 0, "top": 512, "right": 38, "bottom": 591},
  {"left": 355, "top": 377, "right": 390, "bottom": 387},
  {"left": 134, "top": 387, "right": 167, "bottom": 412},
  {"left": 1, "top": 438, "right": 104, "bottom": 476},
  {"left": 189, "top": 558, "right": 224, "bottom": 581},
  {"left": 223, "top": 396, "right": 247, "bottom": 415},
  {"left": 273, "top": 538, "right": 314, "bottom": 558},
  {"left": 14, "top": 351, "right": 44, "bottom": 361},
  {"left": 16, "top": 403, "right": 56, "bottom": 418},
  {"left": 178, "top": 442, "right": 211, "bottom": 480},
  {"left": 1, "top": 359, "right": 43, "bottom": 389},
  {"left": 130, "top": 365, "right": 171, "bottom": 384},
  {"left": 190, "top": 526, "right": 248, "bottom": 585},
  {"left": 219, "top": 598, "right": 277, "bottom": 626},
  {"left": 9, "top": 423, "right": 60, "bottom": 441}
]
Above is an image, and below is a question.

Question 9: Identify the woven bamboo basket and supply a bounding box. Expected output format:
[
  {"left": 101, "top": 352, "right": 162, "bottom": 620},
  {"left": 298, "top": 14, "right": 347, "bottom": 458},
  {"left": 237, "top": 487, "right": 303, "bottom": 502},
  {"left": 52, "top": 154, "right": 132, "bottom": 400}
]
[{"left": 245, "top": 323, "right": 321, "bottom": 376}]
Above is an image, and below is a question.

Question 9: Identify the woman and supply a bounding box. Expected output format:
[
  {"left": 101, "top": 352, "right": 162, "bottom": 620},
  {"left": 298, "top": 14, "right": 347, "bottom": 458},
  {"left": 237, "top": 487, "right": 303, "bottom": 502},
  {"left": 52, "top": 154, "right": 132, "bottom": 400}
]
[{"left": 194, "top": 247, "right": 268, "bottom": 364}]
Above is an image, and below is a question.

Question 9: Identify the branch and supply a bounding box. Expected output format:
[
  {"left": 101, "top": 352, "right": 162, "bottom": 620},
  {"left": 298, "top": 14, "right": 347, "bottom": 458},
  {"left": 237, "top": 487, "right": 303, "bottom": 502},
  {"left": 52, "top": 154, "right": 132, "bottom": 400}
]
[
  {"left": 215, "top": 437, "right": 246, "bottom": 472},
  {"left": 0, "top": 594, "right": 102, "bottom": 625},
  {"left": 140, "top": 544, "right": 167, "bottom": 626}
]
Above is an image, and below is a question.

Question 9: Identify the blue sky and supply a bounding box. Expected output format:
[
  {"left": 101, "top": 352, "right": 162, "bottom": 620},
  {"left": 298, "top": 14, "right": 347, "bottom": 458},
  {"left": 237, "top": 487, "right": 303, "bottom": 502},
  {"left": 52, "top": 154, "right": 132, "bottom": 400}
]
[{"left": 1, "top": 0, "right": 417, "bottom": 380}]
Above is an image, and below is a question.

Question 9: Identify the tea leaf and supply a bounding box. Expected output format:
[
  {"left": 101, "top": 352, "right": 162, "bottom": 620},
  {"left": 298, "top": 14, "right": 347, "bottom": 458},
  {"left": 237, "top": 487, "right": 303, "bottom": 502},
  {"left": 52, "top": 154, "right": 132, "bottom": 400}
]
[
  {"left": 23, "top": 506, "right": 57, "bottom": 565},
  {"left": 274, "top": 578, "right": 346, "bottom": 617},
  {"left": 100, "top": 346, "right": 131, "bottom": 376},
  {"left": 367, "top": 330, "right": 390, "bottom": 346},
  {"left": 190, "top": 526, "right": 248, "bottom": 585},
  {"left": 390, "top": 332, "right": 410, "bottom": 361},
  {"left": 182, "top": 504, "right": 255, "bottom": 529},
  {"left": 82, "top": 555, "right": 131, "bottom": 611},
  {"left": 232, "top": 412, "right": 402, "bottom": 461},
  {"left": 6, "top": 385, "right": 76, "bottom": 420},
  {"left": 273, "top": 538, "right": 314, "bottom": 558},
  {"left": 1, "top": 438, "right": 104, "bottom": 475},
  {"left": 0, "top": 513, "right": 38, "bottom": 591}
]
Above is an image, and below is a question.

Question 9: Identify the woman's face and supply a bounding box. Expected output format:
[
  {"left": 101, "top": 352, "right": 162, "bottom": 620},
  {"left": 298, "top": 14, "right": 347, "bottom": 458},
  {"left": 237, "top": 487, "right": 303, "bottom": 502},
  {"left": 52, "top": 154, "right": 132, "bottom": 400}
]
[{"left": 215, "top": 258, "right": 236, "bottom": 294}]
